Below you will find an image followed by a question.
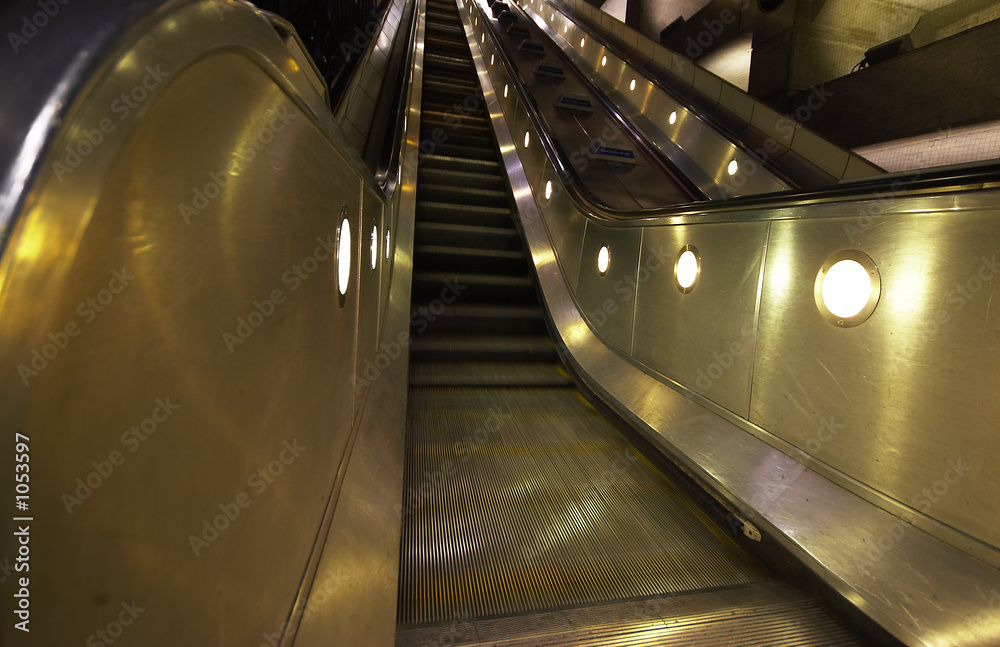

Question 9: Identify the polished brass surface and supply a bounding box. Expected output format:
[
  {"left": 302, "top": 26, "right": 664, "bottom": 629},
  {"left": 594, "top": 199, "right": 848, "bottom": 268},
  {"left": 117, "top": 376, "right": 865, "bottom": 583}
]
[
  {"left": 0, "top": 1, "right": 408, "bottom": 644},
  {"left": 752, "top": 213, "right": 1000, "bottom": 553},
  {"left": 634, "top": 222, "right": 767, "bottom": 417},
  {"left": 575, "top": 221, "right": 641, "bottom": 354}
]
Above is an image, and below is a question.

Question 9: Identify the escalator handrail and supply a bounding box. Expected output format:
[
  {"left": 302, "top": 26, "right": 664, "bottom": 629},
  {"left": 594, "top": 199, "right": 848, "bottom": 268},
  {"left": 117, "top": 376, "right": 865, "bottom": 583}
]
[
  {"left": 539, "top": 0, "right": 865, "bottom": 189},
  {"left": 468, "top": 0, "right": 1000, "bottom": 228}
]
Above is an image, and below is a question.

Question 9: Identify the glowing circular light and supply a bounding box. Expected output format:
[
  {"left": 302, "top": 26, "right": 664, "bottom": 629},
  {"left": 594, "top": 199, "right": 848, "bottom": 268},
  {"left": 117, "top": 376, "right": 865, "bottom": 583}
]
[
  {"left": 524, "top": 131, "right": 530, "bottom": 147},
  {"left": 504, "top": 84, "right": 508, "bottom": 98},
  {"left": 597, "top": 245, "right": 610, "bottom": 275},
  {"left": 675, "top": 248, "right": 699, "bottom": 291},
  {"left": 545, "top": 180, "right": 553, "bottom": 200},
  {"left": 727, "top": 159, "right": 739, "bottom": 176},
  {"left": 384, "top": 228, "right": 391, "bottom": 259},
  {"left": 551, "top": 13, "right": 554, "bottom": 20},
  {"left": 337, "top": 217, "right": 351, "bottom": 296},
  {"left": 669, "top": 111, "right": 677, "bottom": 125},
  {"left": 601, "top": 55, "right": 607, "bottom": 66},
  {"left": 580, "top": 37, "right": 586, "bottom": 47},
  {"left": 629, "top": 78, "right": 636, "bottom": 91},
  {"left": 481, "top": 33, "right": 485, "bottom": 43},
  {"left": 821, "top": 260, "right": 872, "bottom": 319},
  {"left": 490, "top": 54, "right": 495, "bottom": 65},
  {"left": 370, "top": 225, "right": 378, "bottom": 270}
]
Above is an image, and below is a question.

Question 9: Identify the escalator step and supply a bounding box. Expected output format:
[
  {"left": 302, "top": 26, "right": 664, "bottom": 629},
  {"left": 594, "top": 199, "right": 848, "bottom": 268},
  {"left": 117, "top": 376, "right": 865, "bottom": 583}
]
[
  {"left": 415, "top": 222, "right": 521, "bottom": 250},
  {"left": 420, "top": 154, "right": 499, "bottom": 172},
  {"left": 417, "top": 200, "right": 512, "bottom": 227},
  {"left": 412, "top": 271, "right": 534, "bottom": 304},
  {"left": 414, "top": 244, "right": 527, "bottom": 274},
  {"left": 408, "top": 361, "right": 572, "bottom": 386},
  {"left": 410, "top": 335, "right": 556, "bottom": 362},
  {"left": 418, "top": 184, "right": 509, "bottom": 206},
  {"left": 418, "top": 167, "right": 504, "bottom": 189},
  {"left": 409, "top": 303, "right": 546, "bottom": 335}
]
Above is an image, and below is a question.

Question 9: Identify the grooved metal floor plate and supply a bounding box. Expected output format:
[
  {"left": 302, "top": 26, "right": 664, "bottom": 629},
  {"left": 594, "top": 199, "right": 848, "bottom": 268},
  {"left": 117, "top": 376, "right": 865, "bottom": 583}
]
[
  {"left": 397, "top": 582, "right": 864, "bottom": 646},
  {"left": 399, "top": 387, "right": 769, "bottom": 625}
]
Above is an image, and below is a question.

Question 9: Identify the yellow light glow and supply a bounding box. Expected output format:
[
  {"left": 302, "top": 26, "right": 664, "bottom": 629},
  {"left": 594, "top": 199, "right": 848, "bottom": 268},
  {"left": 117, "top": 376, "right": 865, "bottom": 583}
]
[
  {"left": 630, "top": 79, "right": 636, "bottom": 90},
  {"left": 601, "top": 55, "right": 607, "bottom": 66},
  {"left": 524, "top": 131, "right": 530, "bottom": 147},
  {"left": 669, "top": 111, "right": 677, "bottom": 124},
  {"left": 821, "top": 260, "right": 872, "bottom": 318},
  {"left": 597, "top": 245, "right": 610, "bottom": 274},
  {"left": 545, "top": 180, "right": 552, "bottom": 199},
  {"left": 727, "top": 159, "right": 738, "bottom": 176},
  {"left": 337, "top": 218, "right": 351, "bottom": 296},
  {"left": 676, "top": 250, "right": 698, "bottom": 289}
]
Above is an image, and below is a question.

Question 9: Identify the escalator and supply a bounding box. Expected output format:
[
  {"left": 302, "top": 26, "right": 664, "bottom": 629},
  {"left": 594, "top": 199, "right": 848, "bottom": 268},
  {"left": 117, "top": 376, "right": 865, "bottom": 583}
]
[{"left": 397, "top": 1, "right": 870, "bottom": 644}]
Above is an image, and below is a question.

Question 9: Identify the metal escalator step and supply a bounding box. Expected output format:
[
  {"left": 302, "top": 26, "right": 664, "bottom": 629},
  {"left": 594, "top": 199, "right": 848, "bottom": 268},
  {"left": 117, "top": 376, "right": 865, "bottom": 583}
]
[
  {"left": 428, "top": 141, "right": 496, "bottom": 160},
  {"left": 418, "top": 130, "right": 493, "bottom": 150},
  {"left": 418, "top": 184, "right": 508, "bottom": 207},
  {"left": 412, "top": 271, "right": 533, "bottom": 305},
  {"left": 422, "top": 110, "right": 490, "bottom": 127},
  {"left": 420, "top": 154, "right": 499, "bottom": 173},
  {"left": 414, "top": 244, "right": 527, "bottom": 274},
  {"left": 415, "top": 222, "right": 521, "bottom": 250},
  {"left": 422, "top": 111, "right": 489, "bottom": 128},
  {"left": 410, "top": 335, "right": 556, "bottom": 362},
  {"left": 408, "top": 361, "right": 571, "bottom": 386},
  {"left": 426, "top": 21, "right": 464, "bottom": 37},
  {"left": 425, "top": 52, "right": 473, "bottom": 68},
  {"left": 409, "top": 303, "right": 546, "bottom": 335},
  {"left": 418, "top": 166, "right": 503, "bottom": 189},
  {"left": 396, "top": 582, "right": 863, "bottom": 646},
  {"left": 417, "top": 200, "right": 512, "bottom": 227},
  {"left": 420, "top": 120, "right": 492, "bottom": 140}
]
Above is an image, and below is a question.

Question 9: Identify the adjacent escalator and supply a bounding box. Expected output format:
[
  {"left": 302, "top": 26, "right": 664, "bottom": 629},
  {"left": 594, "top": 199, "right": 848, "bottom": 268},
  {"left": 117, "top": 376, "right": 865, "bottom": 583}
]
[{"left": 397, "top": 1, "right": 869, "bottom": 644}]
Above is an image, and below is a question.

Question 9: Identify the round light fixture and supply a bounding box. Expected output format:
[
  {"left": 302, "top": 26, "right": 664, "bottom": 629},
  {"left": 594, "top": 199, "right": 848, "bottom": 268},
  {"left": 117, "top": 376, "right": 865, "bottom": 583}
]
[
  {"left": 337, "top": 215, "right": 351, "bottom": 297},
  {"left": 727, "top": 159, "right": 739, "bottom": 176},
  {"left": 815, "top": 251, "right": 881, "bottom": 326},
  {"left": 597, "top": 245, "right": 610, "bottom": 275},
  {"left": 370, "top": 225, "right": 378, "bottom": 270},
  {"left": 669, "top": 111, "right": 677, "bottom": 125},
  {"left": 675, "top": 245, "right": 700, "bottom": 293}
]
